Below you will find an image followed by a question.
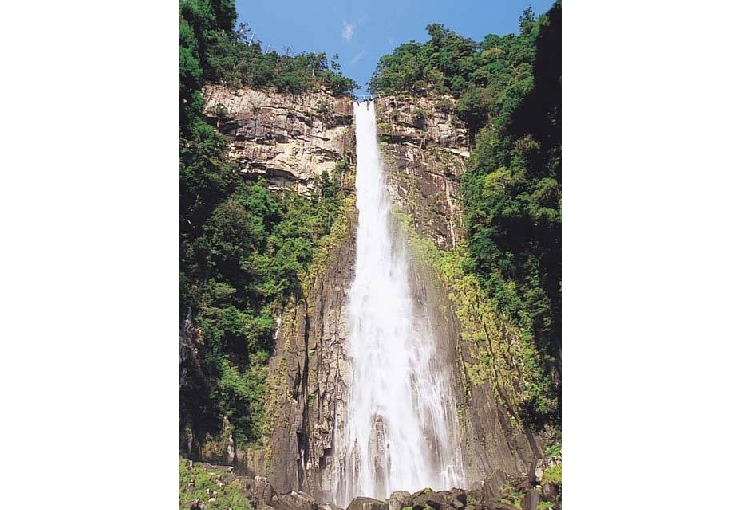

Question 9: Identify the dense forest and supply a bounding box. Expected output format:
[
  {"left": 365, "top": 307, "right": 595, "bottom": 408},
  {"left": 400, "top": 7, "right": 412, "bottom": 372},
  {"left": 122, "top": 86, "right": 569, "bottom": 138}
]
[
  {"left": 370, "top": 2, "right": 562, "bottom": 428},
  {"left": 179, "top": 0, "right": 354, "bottom": 448}
]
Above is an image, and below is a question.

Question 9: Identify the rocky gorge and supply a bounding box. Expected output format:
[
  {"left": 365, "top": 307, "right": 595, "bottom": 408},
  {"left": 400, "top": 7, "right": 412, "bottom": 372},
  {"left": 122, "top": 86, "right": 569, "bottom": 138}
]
[
  {"left": 181, "top": 457, "right": 562, "bottom": 510},
  {"left": 183, "top": 85, "right": 561, "bottom": 509}
]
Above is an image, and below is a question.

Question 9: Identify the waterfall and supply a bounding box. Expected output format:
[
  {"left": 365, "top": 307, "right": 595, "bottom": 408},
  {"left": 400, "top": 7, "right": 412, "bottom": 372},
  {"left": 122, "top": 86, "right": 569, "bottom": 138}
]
[{"left": 333, "top": 100, "right": 465, "bottom": 506}]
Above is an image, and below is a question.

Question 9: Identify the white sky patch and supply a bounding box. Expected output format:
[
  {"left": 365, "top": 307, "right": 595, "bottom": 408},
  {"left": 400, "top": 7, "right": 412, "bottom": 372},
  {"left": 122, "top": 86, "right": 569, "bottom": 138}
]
[
  {"left": 350, "top": 51, "right": 365, "bottom": 65},
  {"left": 342, "top": 21, "right": 355, "bottom": 42}
]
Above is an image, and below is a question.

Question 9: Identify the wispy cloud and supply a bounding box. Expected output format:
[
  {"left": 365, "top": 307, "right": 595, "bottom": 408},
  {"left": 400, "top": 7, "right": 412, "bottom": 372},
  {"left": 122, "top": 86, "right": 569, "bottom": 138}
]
[
  {"left": 342, "top": 16, "right": 369, "bottom": 43},
  {"left": 342, "top": 21, "right": 355, "bottom": 42},
  {"left": 350, "top": 52, "right": 365, "bottom": 65}
]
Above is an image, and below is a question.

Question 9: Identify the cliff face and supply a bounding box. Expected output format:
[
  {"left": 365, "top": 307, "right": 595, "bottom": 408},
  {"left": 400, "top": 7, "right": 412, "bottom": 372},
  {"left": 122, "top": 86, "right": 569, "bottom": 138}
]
[
  {"left": 198, "top": 86, "right": 356, "bottom": 497},
  {"left": 200, "top": 86, "right": 545, "bottom": 496},
  {"left": 260, "top": 204, "right": 356, "bottom": 501},
  {"left": 203, "top": 86, "right": 354, "bottom": 196},
  {"left": 373, "top": 96, "right": 469, "bottom": 250},
  {"left": 374, "top": 95, "right": 544, "bottom": 482}
]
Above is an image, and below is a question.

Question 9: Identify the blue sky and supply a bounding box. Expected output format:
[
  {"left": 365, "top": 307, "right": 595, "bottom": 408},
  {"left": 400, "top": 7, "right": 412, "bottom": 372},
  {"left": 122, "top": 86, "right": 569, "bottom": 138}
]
[{"left": 234, "top": 0, "right": 557, "bottom": 95}]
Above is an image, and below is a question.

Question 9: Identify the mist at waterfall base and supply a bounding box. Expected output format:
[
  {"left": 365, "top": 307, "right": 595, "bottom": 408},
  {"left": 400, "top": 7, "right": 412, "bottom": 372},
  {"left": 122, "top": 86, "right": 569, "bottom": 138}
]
[{"left": 332, "top": 101, "right": 465, "bottom": 506}]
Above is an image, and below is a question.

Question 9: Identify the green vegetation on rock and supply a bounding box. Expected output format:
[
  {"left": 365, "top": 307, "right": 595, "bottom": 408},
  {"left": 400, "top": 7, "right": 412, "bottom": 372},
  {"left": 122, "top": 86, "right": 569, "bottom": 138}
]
[
  {"left": 544, "top": 442, "right": 561, "bottom": 457},
  {"left": 179, "top": 0, "right": 355, "bottom": 453},
  {"left": 541, "top": 464, "right": 562, "bottom": 485},
  {"left": 393, "top": 208, "right": 547, "bottom": 431},
  {"left": 373, "top": 1, "right": 561, "bottom": 430},
  {"left": 461, "top": 2, "right": 562, "bottom": 429},
  {"left": 181, "top": 170, "right": 349, "bottom": 447},
  {"left": 179, "top": 456, "right": 253, "bottom": 509},
  {"left": 180, "top": 0, "right": 355, "bottom": 99},
  {"left": 498, "top": 482, "right": 525, "bottom": 509}
]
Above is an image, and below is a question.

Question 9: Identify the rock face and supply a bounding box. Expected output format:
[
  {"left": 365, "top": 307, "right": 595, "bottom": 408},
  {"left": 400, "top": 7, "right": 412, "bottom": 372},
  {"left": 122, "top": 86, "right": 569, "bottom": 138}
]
[
  {"left": 200, "top": 86, "right": 356, "bottom": 499},
  {"left": 201, "top": 86, "right": 551, "bottom": 502},
  {"left": 267, "top": 208, "right": 356, "bottom": 498},
  {"left": 374, "top": 95, "right": 544, "bottom": 483},
  {"left": 179, "top": 316, "right": 206, "bottom": 459},
  {"left": 203, "top": 85, "right": 354, "bottom": 196},
  {"left": 482, "top": 470, "right": 508, "bottom": 500},
  {"left": 375, "top": 95, "right": 469, "bottom": 250},
  {"left": 388, "top": 491, "right": 411, "bottom": 510}
]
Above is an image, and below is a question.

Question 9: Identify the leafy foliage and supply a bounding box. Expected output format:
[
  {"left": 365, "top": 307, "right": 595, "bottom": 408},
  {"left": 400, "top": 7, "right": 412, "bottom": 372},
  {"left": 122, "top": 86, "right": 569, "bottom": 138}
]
[
  {"left": 544, "top": 441, "right": 561, "bottom": 458},
  {"left": 179, "top": 457, "right": 253, "bottom": 509},
  {"left": 541, "top": 464, "right": 562, "bottom": 484},
  {"left": 372, "top": 2, "right": 561, "bottom": 429},
  {"left": 181, "top": 168, "right": 348, "bottom": 444},
  {"left": 180, "top": 0, "right": 355, "bottom": 114},
  {"left": 179, "top": 0, "right": 352, "bottom": 448},
  {"left": 204, "top": 21, "right": 356, "bottom": 95},
  {"left": 461, "top": 2, "right": 562, "bottom": 428},
  {"left": 369, "top": 16, "right": 537, "bottom": 102}
]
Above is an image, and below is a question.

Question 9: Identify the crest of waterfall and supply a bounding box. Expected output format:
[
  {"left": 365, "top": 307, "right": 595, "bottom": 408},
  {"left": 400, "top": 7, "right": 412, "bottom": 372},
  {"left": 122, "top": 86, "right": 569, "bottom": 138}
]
[{"left": 332, "top": 101, "right": 465, "bottom": 506}]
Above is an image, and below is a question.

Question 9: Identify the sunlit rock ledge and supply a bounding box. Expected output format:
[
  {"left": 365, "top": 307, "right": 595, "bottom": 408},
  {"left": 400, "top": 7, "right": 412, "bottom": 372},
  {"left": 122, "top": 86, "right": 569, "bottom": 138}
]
[{"left": 203, "top": 85, "right": 354, "bottom": 197}]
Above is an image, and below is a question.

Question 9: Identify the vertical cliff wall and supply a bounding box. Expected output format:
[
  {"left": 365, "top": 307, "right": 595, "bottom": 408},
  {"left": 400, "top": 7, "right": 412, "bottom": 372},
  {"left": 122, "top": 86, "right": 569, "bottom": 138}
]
[
  {"left": 203, "top": 86, "right": 354, "bottom": 196},
  {"left": 201, "top": 86, "right": 547, "bottom": 497},
  {"left": 199, "top": 86, "right": 356, "bottom": 498},
  {"left": 262, "top": 201, "right": 356, "bottom": 501},
  {"left": 375, "top": 96, "right": 468, "bottom": 250},
  {"left": 374, "top": 95, "right": 545, "bottom": 483}
]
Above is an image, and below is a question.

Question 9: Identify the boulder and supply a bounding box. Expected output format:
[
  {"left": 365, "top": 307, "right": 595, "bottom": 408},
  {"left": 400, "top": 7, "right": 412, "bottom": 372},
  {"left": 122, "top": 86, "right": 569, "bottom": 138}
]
[
  {"left": 542, "top": 482, "right": 559, "bottom": 502},
  {"left": 419, "top": 491, "right": 449, "bottom": 510},
  {"left": 389, "top": 491, "right": 411, "bottom": 510},
  {"left": 254, "top": 476, "right": 276, "bottom": 504},
  {"left": 410, "top": 488, "right": 435, "bottom": 510},
  {"left": 346, "top": 497, "right": 388, "bottom": 510},
  {"left": 450, "top": 488, "right": 467, "bottom": 508},
  {"left": 480, "top": 501, "right": 519, "bottom": 510},
  {"left": 271, "top": 490, "right": 318, "bottom": 510},
  {"left": 466, "top": 483, "right": 483, "bottom": 504}
]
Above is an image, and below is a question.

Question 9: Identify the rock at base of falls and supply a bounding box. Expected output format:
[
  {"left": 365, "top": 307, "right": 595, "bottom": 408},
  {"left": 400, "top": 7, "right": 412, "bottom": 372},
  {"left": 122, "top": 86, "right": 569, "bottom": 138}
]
[
  {"left": 388, "top": 491, "right": 411, "bottom": 510},
  {"left": 346, "top": 497, "right": 389, "bottom": 510},
  {"left": 272, "top": 491, "right": 319, "bottom": 510},
  {"left": 407, "top": 488, "right": 467, "bottom": 510},
  {"left": 254, "top": 476, "right": 277, "bottom": 505},
  {"left": 235, "top": 464, "right": 560, "bottom": 510}
]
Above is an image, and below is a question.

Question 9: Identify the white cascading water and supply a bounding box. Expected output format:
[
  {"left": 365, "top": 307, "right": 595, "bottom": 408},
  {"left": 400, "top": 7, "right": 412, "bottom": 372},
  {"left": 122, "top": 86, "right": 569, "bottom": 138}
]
[{"left": 333, "top": 101, "right": 465, "bottom": 506}]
